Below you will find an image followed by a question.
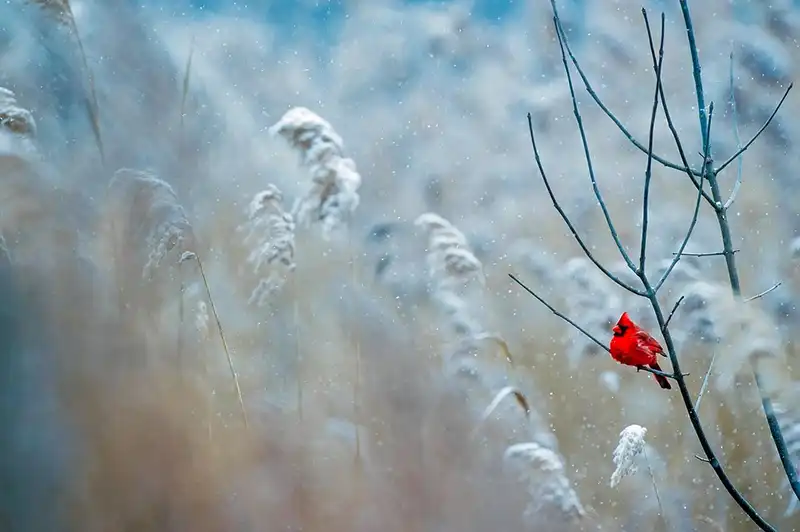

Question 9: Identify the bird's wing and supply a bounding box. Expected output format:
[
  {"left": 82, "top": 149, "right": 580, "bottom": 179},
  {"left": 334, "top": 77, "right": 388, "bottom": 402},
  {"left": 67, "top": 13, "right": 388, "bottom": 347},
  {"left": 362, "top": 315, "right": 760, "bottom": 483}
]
[{"left": 635, "top": 329, "right": 664, "bottom": 355}]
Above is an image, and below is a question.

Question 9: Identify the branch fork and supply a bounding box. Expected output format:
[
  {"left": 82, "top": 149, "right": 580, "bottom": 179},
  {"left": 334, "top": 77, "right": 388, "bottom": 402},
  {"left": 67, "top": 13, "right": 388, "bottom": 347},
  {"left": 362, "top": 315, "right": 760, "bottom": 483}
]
[{"left": 511, "top": 3, "right": 797, "bottom": 530}]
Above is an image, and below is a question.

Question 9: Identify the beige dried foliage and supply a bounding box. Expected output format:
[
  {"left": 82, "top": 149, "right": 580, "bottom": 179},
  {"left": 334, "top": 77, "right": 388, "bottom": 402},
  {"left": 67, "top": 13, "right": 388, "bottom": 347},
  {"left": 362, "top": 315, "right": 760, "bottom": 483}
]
[
  {"left": 415, "top": 212, "right": 484, "bottom": 290},
  {"left": 415, "top": 212, "right": 486, "bottom": 343},
  {"left": 676, "top": 280, "right": 788, "bottom": 396},
  {"left": 504, "top": 442, "right": 585, "bottom": 522},
  {"left": 479, "top": 385, "right": 531, "bottom": 424},
  {"left": 236, "top": 183, "right": 296, "bottom": 307},
  {"left": 269, "top": 107, "right": 361, "bottom": 240},
  {"left": 106, "top": 168, "right": 195, "bottom": 280}
]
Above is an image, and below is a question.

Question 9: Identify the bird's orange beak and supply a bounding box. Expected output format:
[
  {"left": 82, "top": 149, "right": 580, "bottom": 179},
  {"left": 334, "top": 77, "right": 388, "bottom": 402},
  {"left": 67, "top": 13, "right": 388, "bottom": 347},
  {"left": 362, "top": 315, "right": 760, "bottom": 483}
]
[{"left": 612, "top": 325, "right": 621, "bottom": 335}]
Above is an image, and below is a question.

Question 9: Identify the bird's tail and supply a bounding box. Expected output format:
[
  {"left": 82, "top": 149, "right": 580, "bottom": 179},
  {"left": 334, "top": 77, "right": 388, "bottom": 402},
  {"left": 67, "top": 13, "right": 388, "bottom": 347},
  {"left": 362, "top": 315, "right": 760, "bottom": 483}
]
[{"left": 649, "top": 362, "right": 672, "bottom": 390}]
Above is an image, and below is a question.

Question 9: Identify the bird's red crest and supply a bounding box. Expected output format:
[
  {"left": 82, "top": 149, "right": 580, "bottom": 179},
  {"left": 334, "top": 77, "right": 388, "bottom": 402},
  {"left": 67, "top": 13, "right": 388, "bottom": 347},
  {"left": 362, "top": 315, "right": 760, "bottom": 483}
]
[{"left": 617, "top": 312, "right": 634, "bottom": 328}]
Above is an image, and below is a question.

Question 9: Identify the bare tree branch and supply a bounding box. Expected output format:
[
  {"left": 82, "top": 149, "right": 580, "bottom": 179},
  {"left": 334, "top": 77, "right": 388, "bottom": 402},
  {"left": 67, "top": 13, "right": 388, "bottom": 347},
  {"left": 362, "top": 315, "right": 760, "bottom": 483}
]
[
  {"left": 546, "top": 0, "right": 700, "bottom": 177},
  {"left": 654, "top": 100, "right": 712, "bottom": 293},
  {"left": 714, "top": 83, "right": 793, "bottom": 176},
  {"left": 552, "top": 17, "right": 638, "bottom": 274},
  {"left": 664, "top": 295, "right": 685, "bottom": 329},
  {"left": 518, "top": 3, "right": 779, "bottom": 529},
  {"left": 678, "top": 0, "right": 792, "bottom": 526},
  {"left": 743, "top": 282, "right": 782, "bottom": 303},
  {"left": 637, "top": 6, "right": 716, "bottom": 207},
  {"left": 526, "top": 113, "right": 644, "bottom": 296},
  {"left": 638, "top": 12, "right": 666, "bottom": 275},
  {"left": 507, "top": 274, "right": 680, "bottom": 381},
  {"left": 673, "top": 250, "right": 738, "bottom": 257}
]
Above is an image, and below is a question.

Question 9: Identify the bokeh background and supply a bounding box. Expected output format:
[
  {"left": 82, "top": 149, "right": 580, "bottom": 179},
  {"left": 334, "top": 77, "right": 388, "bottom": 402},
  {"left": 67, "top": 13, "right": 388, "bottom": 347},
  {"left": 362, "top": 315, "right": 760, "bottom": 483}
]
[{"left": 0, "top": 0, "right": 799, "bottom": 530}]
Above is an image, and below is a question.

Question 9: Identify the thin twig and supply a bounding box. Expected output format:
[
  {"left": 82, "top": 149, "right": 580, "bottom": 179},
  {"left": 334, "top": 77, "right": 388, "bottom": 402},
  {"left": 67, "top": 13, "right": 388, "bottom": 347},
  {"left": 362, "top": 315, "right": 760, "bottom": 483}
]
[
  {"left": 526, "top": 113, "right": 644, "bottom": 295},
  {"left": 714, "top": 83, "right": 793, "bottom": 176},
  {"left": 509, "top": 273, "right": 608, "bottom": 354},
  {"left": 673, "top": 250, "right": 738, "bottom": 257},
  {"left": 636, "top": 364, "right": 688, "bottom": 379},
  {"left": 547, "top": 0, "right": 701, "bottom": 177},
  {"left": 553, "top": 17, "right": 638, "bottom": 274},
  {"left": 639, "top": 9, "right": 713, "bottom": 294},
  {"left": 723, "top": 52, "right": 743, "bottom": 210},
  {"left": 694, "top": 349, "right": 718, "bottom": 411},
  {"left": 664, "top": 295, "right": 685, "bottom": 329},
  {"left": 755, "top": 370, "right": 800, "bottom": 507},
  {"left": 639, "top": 7, "right": 717, "bottom": 207},
  {"left": 653, "top": 103, "right": 711, "bottom": 292},
  {"left": 638, "top": 11, "right": 666, "bottom": 275},
  {"left": 678, "top": 1, "right": 780, "bottom": 528},
  {"left": 508, "top": 274, "right": 680, "bottom": 382},
  {"left": 743, "top": 282, "right": 781, "bottom": 303}
]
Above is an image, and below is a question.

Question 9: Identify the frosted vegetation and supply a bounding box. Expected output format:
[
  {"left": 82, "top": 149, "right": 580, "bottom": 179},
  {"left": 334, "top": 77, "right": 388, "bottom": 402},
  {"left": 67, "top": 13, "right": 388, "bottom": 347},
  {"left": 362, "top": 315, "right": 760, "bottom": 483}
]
[{"left": 0, "top": 0, "right": 799, "bottom": 530}]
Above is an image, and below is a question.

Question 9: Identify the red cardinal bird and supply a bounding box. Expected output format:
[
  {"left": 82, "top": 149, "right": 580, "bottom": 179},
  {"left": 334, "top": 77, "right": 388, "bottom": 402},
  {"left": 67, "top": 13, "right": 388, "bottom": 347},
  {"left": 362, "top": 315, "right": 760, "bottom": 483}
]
[{"left": 610, "top": 312, "right": 671, "bottom": 390}]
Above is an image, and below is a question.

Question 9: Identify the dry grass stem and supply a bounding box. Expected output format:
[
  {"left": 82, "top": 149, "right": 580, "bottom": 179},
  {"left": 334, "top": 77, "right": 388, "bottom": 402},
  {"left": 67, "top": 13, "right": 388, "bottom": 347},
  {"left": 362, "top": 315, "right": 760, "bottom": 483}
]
[
  {"left": 180, "top": 251, "right": 248, "bottom": 429},
  {"left": 27, "top": 0, "right": 105, "bottom": 164}
]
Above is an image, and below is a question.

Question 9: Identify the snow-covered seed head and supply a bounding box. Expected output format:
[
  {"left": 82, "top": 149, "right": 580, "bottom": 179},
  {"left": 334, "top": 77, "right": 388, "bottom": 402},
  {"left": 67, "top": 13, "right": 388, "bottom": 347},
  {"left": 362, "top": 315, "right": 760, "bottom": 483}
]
[
  {"left": 107, "top": 168, "right": 195, "bottom": 279},
  {"left": 415, "top": 212, "right": 483, "bottom": 288},
  {"left": 610, "top": 424, "right": 647, "bottom": 487},
  {"left": 269, "top": 107, "right": 361, "bottom": 240},
  {"left": 415, "top": 212, "right": 486, "bottom": 345},
  {"left": 504, "top": 442, "right": 586, "bottom": 521},
  {"left": 237, "top": 184, "right": 297, "bottom": 307},
  {"left": 0, "top": 87, "right": 37, "bottom": 161},
  {"left": 0, "top": 88, "right": 36, "bottom": 138}
]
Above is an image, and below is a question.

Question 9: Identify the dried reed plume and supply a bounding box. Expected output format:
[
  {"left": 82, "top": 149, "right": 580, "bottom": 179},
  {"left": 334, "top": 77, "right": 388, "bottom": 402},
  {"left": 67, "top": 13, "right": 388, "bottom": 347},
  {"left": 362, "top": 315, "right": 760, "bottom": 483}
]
[
  {"left": 610, "top": 424, "right": 647, "bottom": 487},
  {"left": 27, "top": 0, "right": 104, "bottom": 164},
  {"left": 237, "top": 184, "right": 296, "bottom": 307},
  {"left": 676, "top": 280, "right": 787, "bottom": 396},
  {"left": 105, "top": 169, "right": 247, "bottom": 427},
  {"left": 504, "top": 442, "right": 585, "bottom": 522},
  {"left": 269, "top": 107, "right": 361, "bottom": 240},
  {"left": 0, "top": 88, "right": 36, "bottom": 138},
  {"left": 0, "top": 87, "right": 37, "bottom": 159},
  {"left": 106, "top": 168, "right": 195, "bottom": 280},
  {"left": 415, "top": 212, "right": 486, "bottom": 345}
]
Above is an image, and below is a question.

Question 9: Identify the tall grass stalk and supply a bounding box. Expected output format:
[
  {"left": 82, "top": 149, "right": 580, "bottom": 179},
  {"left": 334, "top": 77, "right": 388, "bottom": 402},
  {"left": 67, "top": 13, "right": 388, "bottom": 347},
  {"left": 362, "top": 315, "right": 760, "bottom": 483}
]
[
  {"left": 28, "top": 0, "right": 105, "bottom": 165},
  {"left": 182, "top": 251, "right": 248, "bottom": 429}
]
